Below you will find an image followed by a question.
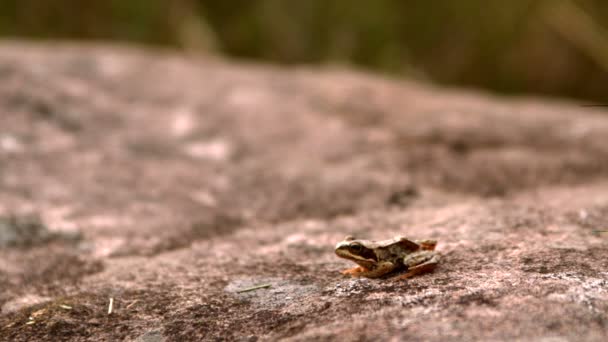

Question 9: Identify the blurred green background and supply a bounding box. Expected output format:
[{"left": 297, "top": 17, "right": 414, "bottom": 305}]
[{"left": 1, "top": 0, "right": 608, "bottom": 101}]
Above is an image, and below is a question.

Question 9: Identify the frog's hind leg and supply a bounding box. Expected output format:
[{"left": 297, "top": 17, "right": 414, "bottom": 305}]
[
  {"left": 395, "top": 252, "right": 440, "bottom": 280},
  {"left": 417, "top": 239, "right": 437, "bottom": 251}
]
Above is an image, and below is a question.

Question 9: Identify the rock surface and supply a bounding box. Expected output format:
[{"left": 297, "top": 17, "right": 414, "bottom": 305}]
[{"left": 0, "top": 41, "right": 607, "bottom": 341}]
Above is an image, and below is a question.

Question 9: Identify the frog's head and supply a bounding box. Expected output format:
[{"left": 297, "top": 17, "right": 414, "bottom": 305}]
[{"left": 335, "top": 236, "right": 377, "bottom": 269}]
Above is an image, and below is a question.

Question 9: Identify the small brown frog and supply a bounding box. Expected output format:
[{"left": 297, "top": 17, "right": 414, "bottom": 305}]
[{"left": 335, "top": 236, "right": 440, "bottom": 279}]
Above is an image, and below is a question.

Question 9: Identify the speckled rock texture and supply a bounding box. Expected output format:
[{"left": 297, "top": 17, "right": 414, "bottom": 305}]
[{"left": 0, "top": 41, "right": 607, "bottom": 341}]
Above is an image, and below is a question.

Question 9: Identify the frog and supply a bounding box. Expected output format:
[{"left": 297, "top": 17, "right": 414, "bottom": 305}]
[{"left": 335, "top": 235, "right": 440, "bottom": 279}]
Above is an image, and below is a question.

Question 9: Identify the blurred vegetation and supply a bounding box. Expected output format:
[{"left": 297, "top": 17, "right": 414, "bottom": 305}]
[{"left": 1, "top": 0, "right": 608, "bottom": 101}]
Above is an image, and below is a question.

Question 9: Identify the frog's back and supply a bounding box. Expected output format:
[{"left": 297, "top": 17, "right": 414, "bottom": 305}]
[
  {"left": 375, "top": 237, "right": 420, "bottom": 265},
  {"left": 392, "top": 236, "right": 421, "bottom": 251}
]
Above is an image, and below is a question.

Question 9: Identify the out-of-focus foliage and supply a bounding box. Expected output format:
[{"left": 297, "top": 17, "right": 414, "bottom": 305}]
[{"left": 1, "top": 0, "right": 607, "bottom": 101}]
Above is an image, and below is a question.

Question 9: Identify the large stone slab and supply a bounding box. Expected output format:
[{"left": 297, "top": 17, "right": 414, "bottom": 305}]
[{"left": 0, "top": 41, "right": 606, "bottom": 341}]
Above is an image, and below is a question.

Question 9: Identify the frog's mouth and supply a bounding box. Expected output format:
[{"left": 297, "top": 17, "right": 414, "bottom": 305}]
[
  {"left": 335, "top": 247, "right": 378, "bottom": 268},
  {"left": 354, "top": 248, "right": 378, "bottom": 262}
]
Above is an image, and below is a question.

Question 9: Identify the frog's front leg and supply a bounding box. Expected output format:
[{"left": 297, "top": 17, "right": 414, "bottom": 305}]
[
  {"left": 341, "top": 266, "right": 368, "bottom": 276},
  {"left": 395, "top": 251, "right": 440, "bottom": 280},
  {"left": 342, "top": 261, "right": 397, "bottom": 278}
]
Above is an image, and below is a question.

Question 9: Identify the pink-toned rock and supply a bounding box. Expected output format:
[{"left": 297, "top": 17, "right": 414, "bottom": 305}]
[{"left": 0, "top": 41, "right": 606, "bottom": 341}]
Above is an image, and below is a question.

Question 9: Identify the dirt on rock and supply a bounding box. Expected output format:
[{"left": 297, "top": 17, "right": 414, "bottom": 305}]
[{"left": 0, "top": 41, "right": 607, "bottom": 341}]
